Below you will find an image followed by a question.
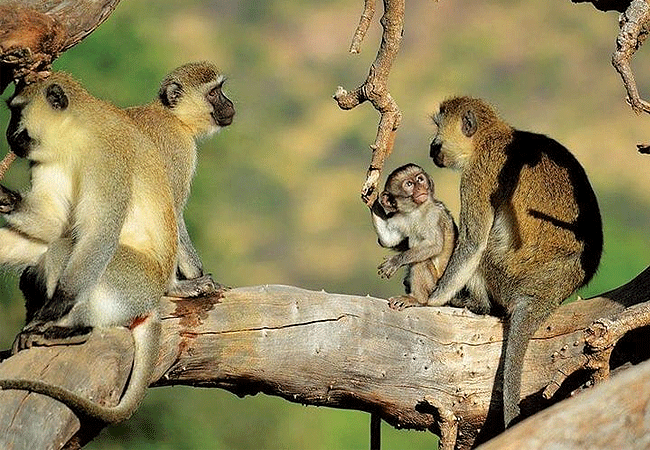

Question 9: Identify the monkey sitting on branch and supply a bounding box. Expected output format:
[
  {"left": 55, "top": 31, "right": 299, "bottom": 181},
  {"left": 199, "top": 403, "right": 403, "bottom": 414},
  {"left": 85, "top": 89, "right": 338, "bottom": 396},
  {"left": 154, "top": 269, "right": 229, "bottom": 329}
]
[
  {"left": 370, "top": 163, "right": 488, "bottom": 314},
  {"left": 125, "top": 61, "right": 235, "bottom": 299},
  {"left": 15, "top": 62, "right": 235, "bottom": 327},
  {"left": 0, "top": 72, "right": 178, "bottom": 424},
  {"left": 422, "top": 96, "right": 603, "bottom": 428}
]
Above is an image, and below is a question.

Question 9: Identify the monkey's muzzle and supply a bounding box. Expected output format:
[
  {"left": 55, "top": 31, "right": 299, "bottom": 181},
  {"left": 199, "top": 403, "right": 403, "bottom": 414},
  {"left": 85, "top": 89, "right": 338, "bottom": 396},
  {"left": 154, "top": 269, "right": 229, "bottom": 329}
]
[{"left": 430, "top": 141, "right": 445, "bottom": 168}]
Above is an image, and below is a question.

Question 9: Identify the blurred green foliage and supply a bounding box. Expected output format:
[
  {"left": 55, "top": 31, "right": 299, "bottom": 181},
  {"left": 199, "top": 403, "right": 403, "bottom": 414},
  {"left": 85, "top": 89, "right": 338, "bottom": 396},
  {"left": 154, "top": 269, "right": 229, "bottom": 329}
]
[{"left": 1, "top": 0, "right": 650, "bottom": 448}]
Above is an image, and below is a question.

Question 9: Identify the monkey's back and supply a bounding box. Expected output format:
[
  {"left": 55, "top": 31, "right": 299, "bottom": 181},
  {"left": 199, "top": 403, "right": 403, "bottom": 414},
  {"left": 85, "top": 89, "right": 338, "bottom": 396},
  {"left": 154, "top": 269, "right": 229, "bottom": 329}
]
[
  {"left": 484, "top": 131, "right": 602, "bottom": 302},
  {"left": 125, "top": 103, "right": 197, "bottom": 210}
]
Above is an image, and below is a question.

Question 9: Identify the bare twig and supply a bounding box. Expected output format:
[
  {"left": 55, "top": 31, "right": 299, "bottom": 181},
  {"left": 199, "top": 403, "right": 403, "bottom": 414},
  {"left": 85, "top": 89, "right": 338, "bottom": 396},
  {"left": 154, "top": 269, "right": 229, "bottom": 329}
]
[
  {"left": 334, "top": 0, "right": 404, "bottom": 206},
  {"left": 350, "top": 0, "right": 376, "bottom": 54},
  {"left": 611, "top": 0, "right": 650, "bottom": 114}
]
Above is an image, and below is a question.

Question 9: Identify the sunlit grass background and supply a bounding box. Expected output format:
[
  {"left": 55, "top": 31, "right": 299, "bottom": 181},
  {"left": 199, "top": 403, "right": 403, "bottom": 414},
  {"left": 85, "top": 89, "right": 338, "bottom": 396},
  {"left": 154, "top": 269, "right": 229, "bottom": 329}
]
[{"left": 1, "top": 0, "right": 649, "bottom": 448}]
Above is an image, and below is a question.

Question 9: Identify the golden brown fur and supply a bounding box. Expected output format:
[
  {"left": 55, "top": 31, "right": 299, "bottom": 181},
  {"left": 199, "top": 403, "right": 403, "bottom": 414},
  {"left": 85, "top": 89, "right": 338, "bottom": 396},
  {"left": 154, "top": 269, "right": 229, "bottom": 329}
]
[
  {"left": 428, "top": 96, "right": 602, "bottom": 427},
  {"left": 0, "top": 72, "right": 177, "bottom": 423},
  {"left": 125, "top": 61, "right": 235, "bottom": 297}
]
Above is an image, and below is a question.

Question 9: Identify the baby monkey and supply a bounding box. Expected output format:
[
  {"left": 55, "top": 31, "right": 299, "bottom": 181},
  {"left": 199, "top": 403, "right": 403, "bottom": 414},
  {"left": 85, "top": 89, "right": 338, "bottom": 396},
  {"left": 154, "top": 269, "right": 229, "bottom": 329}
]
[{"left": 371, "top": 164, "right": 461, "bottom": 310}]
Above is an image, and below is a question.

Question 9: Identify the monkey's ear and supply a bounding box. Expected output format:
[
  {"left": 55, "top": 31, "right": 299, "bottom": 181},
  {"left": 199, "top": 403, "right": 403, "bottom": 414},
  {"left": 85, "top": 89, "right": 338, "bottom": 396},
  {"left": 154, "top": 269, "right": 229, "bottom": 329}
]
[
  {"left": 380, "top": 191, "right": 398, "bottom": 214},
  {"left": 461, "top": 109, "right": 477, "bottom": 137},
  {"left": 46, "top": 84, "right": 68, "bottom": 110},
  {"left": 159, "top": 82, "right": 183, "bottom": 108}
]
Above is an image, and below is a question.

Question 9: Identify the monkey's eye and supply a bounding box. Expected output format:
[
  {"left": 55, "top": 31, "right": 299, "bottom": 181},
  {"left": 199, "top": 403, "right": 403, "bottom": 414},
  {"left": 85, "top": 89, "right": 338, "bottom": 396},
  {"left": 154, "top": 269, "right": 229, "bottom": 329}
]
[
  {"left": 416, "top": 175, "right": 426, "bottom": 184},
  {"left": 207, "top": 87, "right": 219, "bottom": 99}
]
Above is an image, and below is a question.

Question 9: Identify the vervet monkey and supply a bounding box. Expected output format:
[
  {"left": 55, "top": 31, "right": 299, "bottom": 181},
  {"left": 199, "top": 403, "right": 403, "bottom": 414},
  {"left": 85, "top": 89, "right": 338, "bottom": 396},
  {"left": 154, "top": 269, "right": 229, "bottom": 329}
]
[
  {"left": 0, "top": 72, "right": 177, "bottom": 423},
  {"left": 370, "top": 164, "right": 460, "bottom": 310},
  {"left": 16, "top": 61, "right": 234, "bottom": 317},
  {"left": 426, "top": 96, "right": 603, "bottom": 427},
  {"left": 125, "top": 61, "right": 235, "bottom": 298}
]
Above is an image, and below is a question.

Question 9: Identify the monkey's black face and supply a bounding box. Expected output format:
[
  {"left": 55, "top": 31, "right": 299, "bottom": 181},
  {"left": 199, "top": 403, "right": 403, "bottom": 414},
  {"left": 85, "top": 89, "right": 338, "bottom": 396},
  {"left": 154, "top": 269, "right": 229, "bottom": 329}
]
[
  {"left": 430, "top": 141, "right": 445, "bottom": 168},
  {"left": 208, "top": 87, "right": 235, "bottom": 127},
  {"left": 6, "top": 105, "right": 33, "bottom": 158}
]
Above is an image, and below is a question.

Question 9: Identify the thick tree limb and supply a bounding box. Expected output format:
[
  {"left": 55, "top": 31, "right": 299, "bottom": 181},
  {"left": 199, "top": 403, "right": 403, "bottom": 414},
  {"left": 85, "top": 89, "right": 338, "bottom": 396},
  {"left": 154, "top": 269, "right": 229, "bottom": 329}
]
[
  {"left": 0, "top": 0, "right": 122, "bottom": 94},
  {"left": 334, "top": 0, "right": 404, "bottom": 206},
  {"left": 476, "top": 357, "right": 650, "bottom": 450},
  {"left": 1, "top": 268, "right": 650, "bottom": 450}
]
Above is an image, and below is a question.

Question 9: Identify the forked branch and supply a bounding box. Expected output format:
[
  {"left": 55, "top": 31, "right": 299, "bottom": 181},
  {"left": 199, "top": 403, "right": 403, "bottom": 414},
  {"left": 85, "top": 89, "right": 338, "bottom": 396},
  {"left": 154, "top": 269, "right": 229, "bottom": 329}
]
[{"left": 334, "top": 0, "right": 404, "bottom": 206}]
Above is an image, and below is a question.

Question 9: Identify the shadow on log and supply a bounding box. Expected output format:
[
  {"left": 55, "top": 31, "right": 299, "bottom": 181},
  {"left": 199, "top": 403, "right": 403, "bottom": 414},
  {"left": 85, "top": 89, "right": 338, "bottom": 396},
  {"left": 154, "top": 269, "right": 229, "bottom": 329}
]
[{"left": 1, "top": 267, "right": 649, "bottom": 449}]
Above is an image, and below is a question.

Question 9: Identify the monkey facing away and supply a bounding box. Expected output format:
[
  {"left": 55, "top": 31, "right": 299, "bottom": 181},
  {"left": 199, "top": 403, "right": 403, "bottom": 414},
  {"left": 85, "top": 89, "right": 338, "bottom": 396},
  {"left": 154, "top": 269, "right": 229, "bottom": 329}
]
[
  {"left": 125, "top": 61, "right": 235, "bottom": 298},
  {"left": 424, "top": 96, "right": 603, "bottom": 427},
  {"left": 371, "top": 164, "right": 462, "bottom": 310},
  {"left": 0, "top": 72, "right": 178, "bottom": 423}
]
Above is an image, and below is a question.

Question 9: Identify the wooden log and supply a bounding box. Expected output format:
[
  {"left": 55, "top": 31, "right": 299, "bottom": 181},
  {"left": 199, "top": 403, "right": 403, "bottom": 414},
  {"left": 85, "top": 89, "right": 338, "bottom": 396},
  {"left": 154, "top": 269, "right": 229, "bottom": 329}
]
[
  {"left": 0, "top": 270, "right": 647, "bottom": 449},
  {"left": 476, "top": 357, "right": 650, "bottom": 450}
]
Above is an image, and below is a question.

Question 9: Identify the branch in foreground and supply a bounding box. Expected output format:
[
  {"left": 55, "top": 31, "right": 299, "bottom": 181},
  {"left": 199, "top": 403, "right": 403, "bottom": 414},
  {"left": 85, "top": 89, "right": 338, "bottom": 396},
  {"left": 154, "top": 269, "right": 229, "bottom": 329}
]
[
  {"left": 476, "top": 357, "right": 650, "bottom": 450},
  {"left": 334, "top": 0, "right": 404, "bottom": 206},
  {"left": 1, "top": 268, "right": 650, "bottom": 450}
]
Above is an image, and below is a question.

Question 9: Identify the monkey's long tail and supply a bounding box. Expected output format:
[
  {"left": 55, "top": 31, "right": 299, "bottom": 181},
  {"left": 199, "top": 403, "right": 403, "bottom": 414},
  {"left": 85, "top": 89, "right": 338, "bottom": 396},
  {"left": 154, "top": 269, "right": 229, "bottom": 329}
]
[{"left": 0, "top": 314, "right": 160, "bottom": 424}]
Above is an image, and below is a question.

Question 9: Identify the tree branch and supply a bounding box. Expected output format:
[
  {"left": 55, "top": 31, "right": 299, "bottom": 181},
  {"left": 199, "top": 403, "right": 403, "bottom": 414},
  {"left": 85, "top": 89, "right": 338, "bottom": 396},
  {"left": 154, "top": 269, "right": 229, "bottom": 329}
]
[
  {"left": 2, "top": 268, "right": 650, "bottom": 449},
  {"left": 476, "top": 357, "right": 650, "bottom": 450},
  {"left": 334, "top": 0, "right": 404, "bottom": 206},
  {"left": 0, "top": 0, "right": 122, "bottom": 94}
]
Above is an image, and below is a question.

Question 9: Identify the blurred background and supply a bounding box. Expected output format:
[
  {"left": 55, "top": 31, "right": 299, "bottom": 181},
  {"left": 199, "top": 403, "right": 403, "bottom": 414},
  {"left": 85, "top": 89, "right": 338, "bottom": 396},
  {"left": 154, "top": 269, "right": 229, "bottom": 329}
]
[{"left": 1, "top": 0, "right": 650, "bottom": 448}]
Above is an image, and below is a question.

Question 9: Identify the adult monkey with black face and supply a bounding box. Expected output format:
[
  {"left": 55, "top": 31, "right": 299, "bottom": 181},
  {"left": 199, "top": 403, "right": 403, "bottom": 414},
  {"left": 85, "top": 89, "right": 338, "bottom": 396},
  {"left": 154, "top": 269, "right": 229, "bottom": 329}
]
[
  {"left": 0, "top": 72, "right": 178, "bottom": 423},
  {"left": 426, "top": 96, "right": 602, "bottom": 427},
  {"left": 16, "top": 62, "right": 235, "bottom": 319},
  {"left": 126, "top": 61, "right": 235, "bottom": 298}
]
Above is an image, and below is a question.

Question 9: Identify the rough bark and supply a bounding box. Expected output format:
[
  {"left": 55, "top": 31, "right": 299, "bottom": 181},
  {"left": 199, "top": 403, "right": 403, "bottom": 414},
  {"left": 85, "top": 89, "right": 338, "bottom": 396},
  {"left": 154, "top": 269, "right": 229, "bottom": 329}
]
[
  {"left": 0, "top": 0, "right": 122, "bottom": 93},
  {"left": 1, "top": 267, "right": 649, "bottom": 450},
  {"left": 476, "top": 357, "right": 650, "bottom": 450}
]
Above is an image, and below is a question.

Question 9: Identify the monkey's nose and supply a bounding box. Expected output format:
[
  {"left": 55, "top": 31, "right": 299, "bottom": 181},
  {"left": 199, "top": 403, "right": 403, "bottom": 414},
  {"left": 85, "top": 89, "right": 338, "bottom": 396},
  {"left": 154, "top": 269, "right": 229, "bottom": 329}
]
[{"left": 429, "top": 141, "right": 442, "bottom": 159}]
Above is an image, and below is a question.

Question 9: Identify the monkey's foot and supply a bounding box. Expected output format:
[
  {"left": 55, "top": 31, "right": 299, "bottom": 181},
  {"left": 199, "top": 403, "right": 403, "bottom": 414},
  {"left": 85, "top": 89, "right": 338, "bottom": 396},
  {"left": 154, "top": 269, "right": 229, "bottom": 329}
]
[
  {"left": 166, "top": 274, "right": 228, "bottom": 298},
  {"left": 12, "top": 323, "right": 92, "bottom": 354},
  {"left": 0, "top": 184, "right": 21, "bottom": 214},
  {"left": 387, "top": 295, "right": 424, "bottom": 311}
]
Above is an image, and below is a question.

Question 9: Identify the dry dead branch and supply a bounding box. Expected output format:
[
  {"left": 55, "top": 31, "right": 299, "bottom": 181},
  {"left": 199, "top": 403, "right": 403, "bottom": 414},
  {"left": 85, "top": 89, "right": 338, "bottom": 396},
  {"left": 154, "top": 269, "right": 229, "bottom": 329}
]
[
  {"left": 334, "top": 0, "right": 404, "bottom": 206},
  {"left": 611, "top": 0, "right": 650, "bottom": 114},
  {"left": 0, "top": 0, "right": 122, "bottom": 94},
  {"left": 1, "top": 268, "right": 650, "bottom": 450},
  {"left": 0, "top": 151, "right": 16, "bottom": 180},
  {"left": 575, "top": 0, "right": 650, "bottom": 127}
]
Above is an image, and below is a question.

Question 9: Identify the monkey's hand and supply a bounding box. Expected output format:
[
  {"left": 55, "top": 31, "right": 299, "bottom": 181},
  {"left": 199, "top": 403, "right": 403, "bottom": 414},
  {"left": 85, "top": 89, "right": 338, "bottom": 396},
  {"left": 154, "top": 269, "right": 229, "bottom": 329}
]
[
  {"left": 166, "top": 274, "right": 228, "bottom": 298},
  {"left": 387, "top": 295, "right": 424, "bottom": 311},
  {"left": 12, "top": 322, "right": 92, "bottom": 354},
  {"left": 0, "top": 185, "right": 21, "bottom": 214},
  {"left": 378, "top": 256, "right": 402, "bottom": 279}
]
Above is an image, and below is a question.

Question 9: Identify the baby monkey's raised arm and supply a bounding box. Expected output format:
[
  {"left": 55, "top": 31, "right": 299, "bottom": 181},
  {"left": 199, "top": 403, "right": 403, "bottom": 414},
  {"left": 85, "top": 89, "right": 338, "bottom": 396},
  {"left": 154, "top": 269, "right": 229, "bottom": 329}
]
[{"left": 370, "top": 164, "right": 458, "bottom": 310}]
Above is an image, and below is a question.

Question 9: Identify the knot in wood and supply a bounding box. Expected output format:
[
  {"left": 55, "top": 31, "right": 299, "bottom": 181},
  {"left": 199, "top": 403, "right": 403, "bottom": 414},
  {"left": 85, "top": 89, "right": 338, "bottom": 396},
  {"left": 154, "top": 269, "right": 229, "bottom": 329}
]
[{"left": 585, "top": 318, "right": 615, "bottom": 351}]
